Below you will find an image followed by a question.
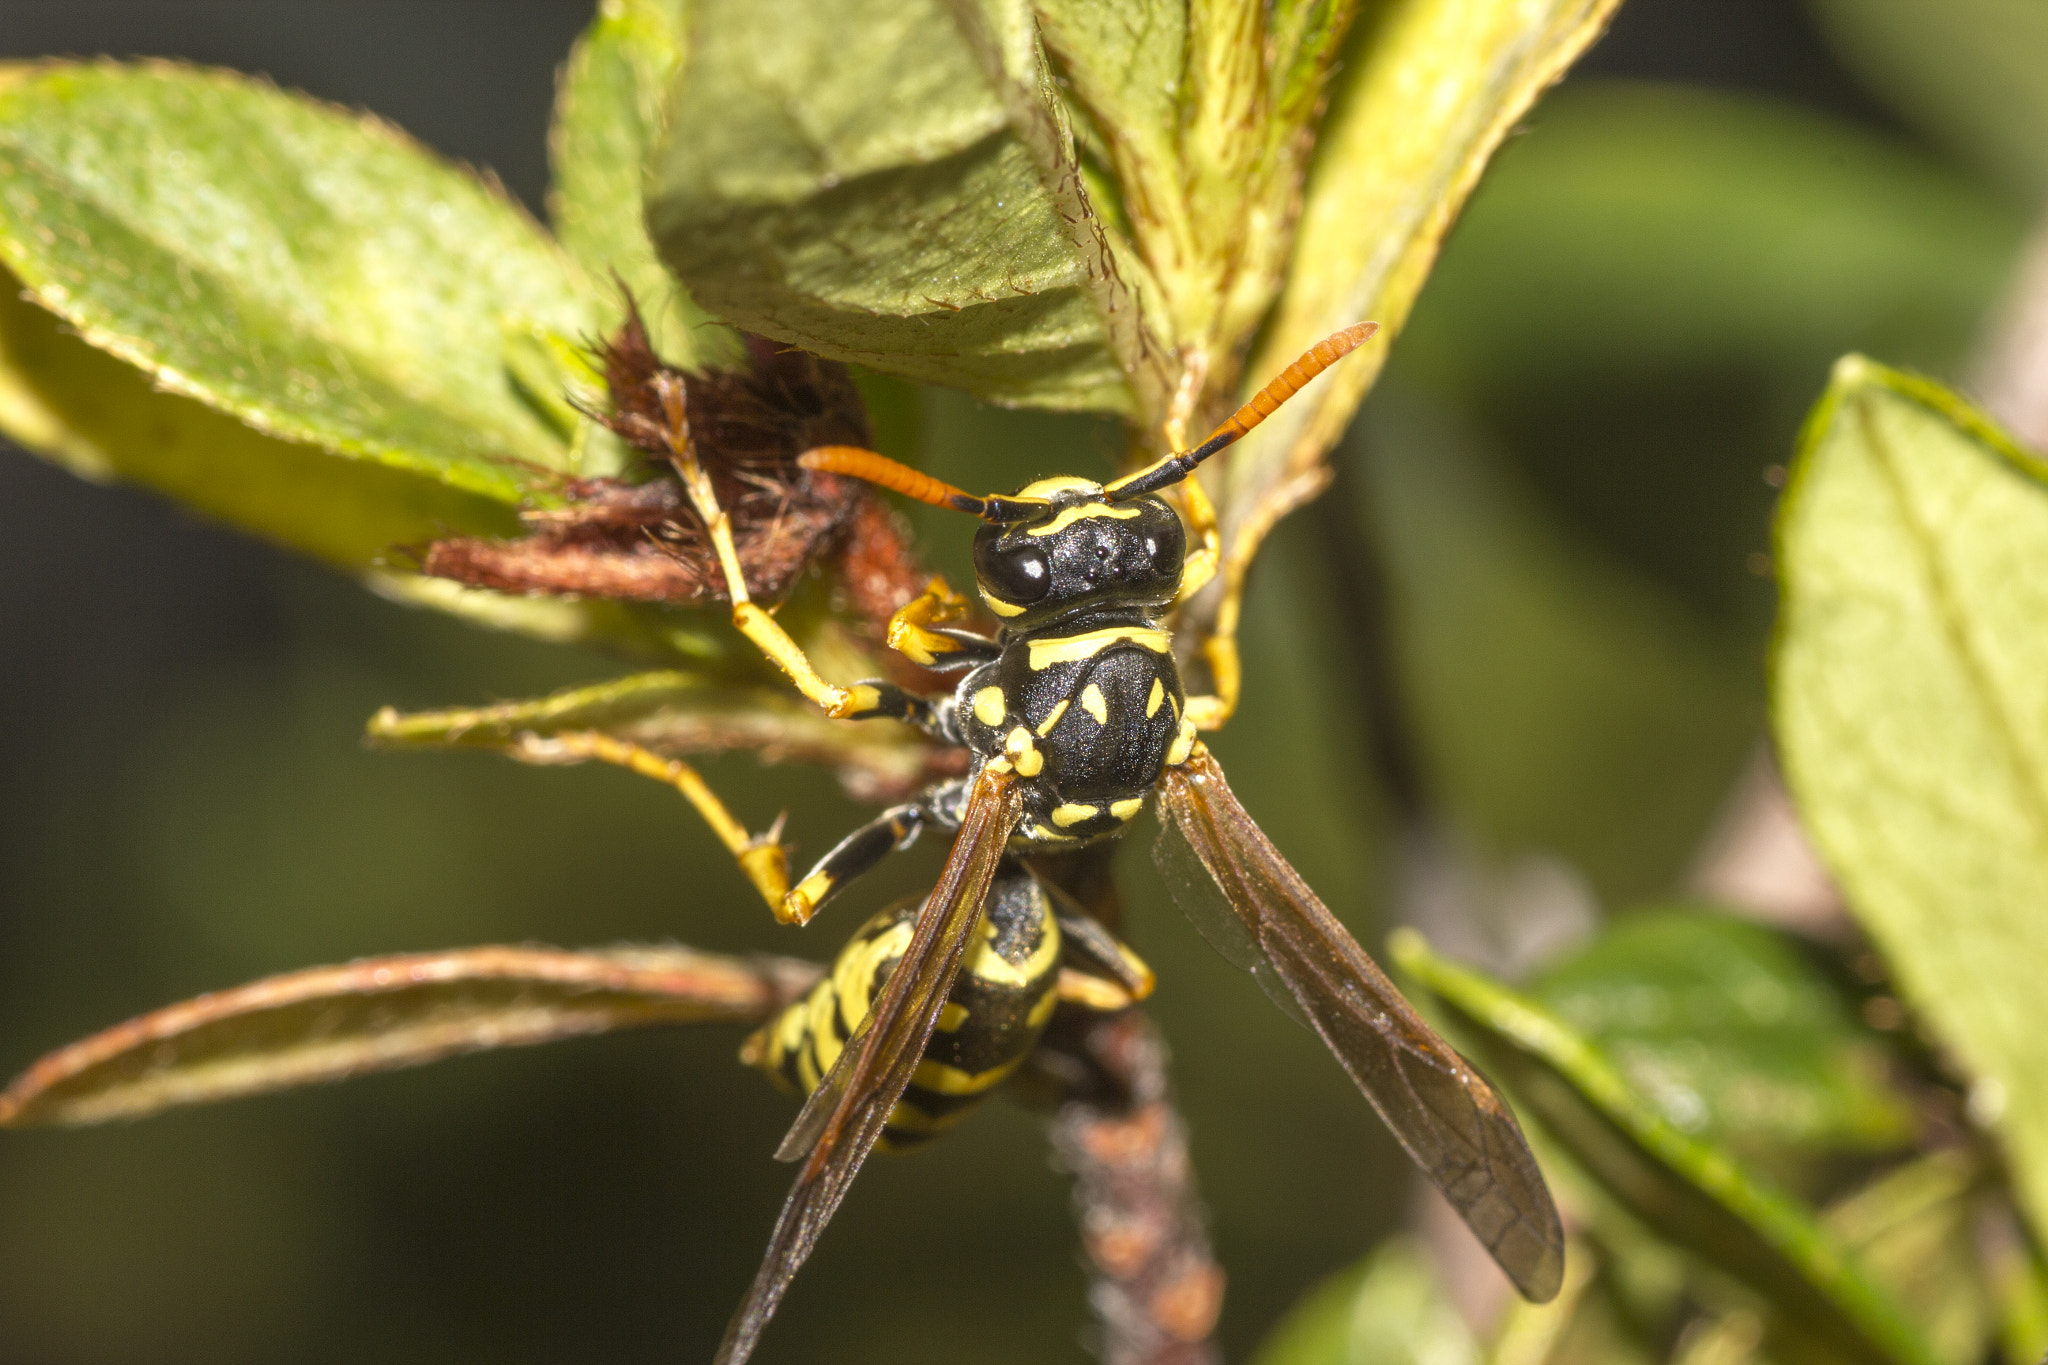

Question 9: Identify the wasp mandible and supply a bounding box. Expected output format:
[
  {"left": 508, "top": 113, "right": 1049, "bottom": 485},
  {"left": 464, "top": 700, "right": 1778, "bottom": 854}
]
[{"left": 657, "top": 322, "right": 1565, "bottom": 1365}]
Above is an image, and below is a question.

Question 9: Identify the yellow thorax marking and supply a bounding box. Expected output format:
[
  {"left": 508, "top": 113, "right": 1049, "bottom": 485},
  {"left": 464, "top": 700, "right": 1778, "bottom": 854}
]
[
  {"left": 1079, "top": 683, "right": 1109, "bottom": 724},
  {"left": 1024, "top": 503, "right": 1141, "bottom": 537},
  {"left": 1109, "top": 797, "right": 1145, "bottom": 820},
  {"left": 1027, "top": 626, "right": 1171, "bottom": 671},
  {"left": 973, "top": 686, "right": 1007, "bottom": 726},
  {"left": 1146, "top": 678, "right": 1165, "bottom": 717},
  {"left": 1036, "top": 699, "right": 1069, "bottom": 736},
  {"left": 1051, "top": 802, "right": 1098, "bottom": 828}
]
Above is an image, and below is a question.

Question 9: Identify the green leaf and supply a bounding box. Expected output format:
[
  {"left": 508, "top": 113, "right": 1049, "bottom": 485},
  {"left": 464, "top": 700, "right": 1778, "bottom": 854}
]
[
  {"left": 549, "top": 0, "right": 732, "bottom": 366},
  {"left": 0, "top": 60, "right": 594, "bottom": 503},
  {"left": 1393, "top": 930, "right": 1938, "bottom": 1365},
  {"left": 645, "top": 0, "right": 1168, "bottom": 419},
  {"left": 1808, "top": 0, "right": 2048, "bottom": 204},
  {"left": 1217, "top": 0, "right": 1621, "bottom": 558},
  {"left": 0, "top": 945, "right": 820, "bottom": 1127},
  {"left": 1248, "top": 1236, "right": 1476, "bottom": 1365},
  {"left": 0, "top": 269, "right": 519, "bottom": 566},
  {"left": 1529, "top": 907, "right": 1912, "bottom": 1153},
  {"left": 1774, "top": 358, "right": 2048, "bottom": 1248}
]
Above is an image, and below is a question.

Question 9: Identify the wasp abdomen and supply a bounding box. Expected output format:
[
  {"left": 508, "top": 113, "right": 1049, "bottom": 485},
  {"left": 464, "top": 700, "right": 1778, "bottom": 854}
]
[{"left": 745, "top": 865, "right": 1059, "bottom": 1151}]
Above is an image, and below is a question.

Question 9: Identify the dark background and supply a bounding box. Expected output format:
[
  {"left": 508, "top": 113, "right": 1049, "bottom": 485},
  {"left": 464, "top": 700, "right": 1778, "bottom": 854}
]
[{"left": 0, "top": 3, "right": 2024, "bottom": 1363}]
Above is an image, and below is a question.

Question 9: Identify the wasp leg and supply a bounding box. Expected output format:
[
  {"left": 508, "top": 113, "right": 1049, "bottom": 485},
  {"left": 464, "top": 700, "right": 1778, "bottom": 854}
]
[
  {"left": 778, "top": 781, "right": 965, "bottom": 925},
  {"left": 1178, "top": 468, "right": 1325, "bottom": 732},
  {"left": 886, "top": 576, "right": 1000, "bottom": 669},
  {"left": 517, "top": 730, "right": 790, "bottom": 915},
  {"left": 1053, "top": 915, "right": 1156, "bottom": 1012}
]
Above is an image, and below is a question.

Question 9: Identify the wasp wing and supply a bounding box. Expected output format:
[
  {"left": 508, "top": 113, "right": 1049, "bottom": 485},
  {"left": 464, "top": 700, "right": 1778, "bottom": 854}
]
[
  {"left": 1153, "top": 749, "right": 1564, "bottom": 1303},
  {"left": 716, "top": 764, "right": 1021, "bottom": 1365}
]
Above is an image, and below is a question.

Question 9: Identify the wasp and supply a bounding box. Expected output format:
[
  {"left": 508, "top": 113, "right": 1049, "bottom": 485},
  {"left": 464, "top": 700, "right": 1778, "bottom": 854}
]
[{"left": 657, "top": 322, "right": 1565, "bottom": 1365}]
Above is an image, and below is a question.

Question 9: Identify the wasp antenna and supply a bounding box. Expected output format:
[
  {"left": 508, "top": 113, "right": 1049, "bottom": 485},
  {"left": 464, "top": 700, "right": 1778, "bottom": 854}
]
[
  {"left": 1105, "top": 321, "right": 1379, "bottom": 501},
  {"left": 799, "top": 446, "right": 988, "bottom": 515},
  {"left": 799, "top": 447, "right": 1050, "bottom": 523}
]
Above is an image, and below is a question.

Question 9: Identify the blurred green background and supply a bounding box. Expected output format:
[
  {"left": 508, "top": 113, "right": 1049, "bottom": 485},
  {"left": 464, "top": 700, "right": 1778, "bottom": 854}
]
[{"left": 0, "top": 1, "right": 2030, "bottom": 1362}]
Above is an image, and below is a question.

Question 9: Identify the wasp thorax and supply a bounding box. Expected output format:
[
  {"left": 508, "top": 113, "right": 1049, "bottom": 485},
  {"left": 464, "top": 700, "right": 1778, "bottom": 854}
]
[{"left": 972, "top": 484, "right": 1185, "bottom": 625}]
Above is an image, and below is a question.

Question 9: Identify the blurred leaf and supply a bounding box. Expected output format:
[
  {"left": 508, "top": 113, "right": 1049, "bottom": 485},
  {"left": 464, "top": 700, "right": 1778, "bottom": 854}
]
[
  {"left": 0, "top": 61, "right": 592, "bottom": 503},
  {"left": 1775, "top": 358, "right": 2048, "bottom": 1248},
  {"left": 549, "top": 0, "right": 732, "bottom": 366},
  {"left": 0, "top": 945, "right": 821, "bottom": 1127},
  {"left": 366, "top": 669, "right": 949, "bottom": 804},
  {"left": 1356, "top": 395, "right": 1754, "bottom": 902},
  {"left": 1399, "top": 83, "right": 2022, "bottom": 404},
  {"left": 0, "top": 270, "right": 519, "bottom": 567},
  {"left": 1248, "top": 1235, "right": 1476, "bottom": 1365},
  {"left": 1824, "top": 1154, "right": 1994, "bottom": 1365},
  {"left": 647, "top": 0, "right": 1168, "bottom": 419},
  {"left": 1393, "top": 930, "right": 1938, "bottom": 1365},
  {"left": 1530, "top": 907, "right": 1912, "bottom": 1152},
  {"left": 1391, "top": 82, "right": 2024, "bottom": 617},
  {"left": 1219, "top": 0, "right": 1621, "bottom": 562},
  {"left": 1808, "top": 0, "right": 2048, "bottom": 204}
]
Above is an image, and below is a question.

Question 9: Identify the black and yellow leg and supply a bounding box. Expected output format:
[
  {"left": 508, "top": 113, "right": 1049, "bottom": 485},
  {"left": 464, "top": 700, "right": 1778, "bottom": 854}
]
[
  {"left": 514, "top": 730, "right": 790, "bottom": 914},
  {"left": 780, "top": 801, "right": 932, "bottom": 926},
  {"left": 1032, "top": 880, "right": 1156, "bottom": 1012}
]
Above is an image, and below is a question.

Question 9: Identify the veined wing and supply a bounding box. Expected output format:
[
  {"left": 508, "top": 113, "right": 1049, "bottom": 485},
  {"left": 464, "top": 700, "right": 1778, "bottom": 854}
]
[
  {"left": 1153, "top": 748, "right": 1564, "bottom": 1302},
  {"left": 716, "top": 764, "right": 1022, "bottom": 1365}
]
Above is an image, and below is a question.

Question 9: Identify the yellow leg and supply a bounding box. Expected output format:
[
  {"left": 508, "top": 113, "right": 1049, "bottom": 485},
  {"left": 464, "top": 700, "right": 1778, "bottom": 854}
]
[
  {"left": 1180, "top": 467, "right": 1328, "bottom": 732},
  {"left": 885, "top": 576, "right": 972, "bottom": 666},
  {"left": 516, "top": 730, "right": 791, "bottom": 913},
  {"left": 658, "top": 383, "right": 858, "bottom": 718}
]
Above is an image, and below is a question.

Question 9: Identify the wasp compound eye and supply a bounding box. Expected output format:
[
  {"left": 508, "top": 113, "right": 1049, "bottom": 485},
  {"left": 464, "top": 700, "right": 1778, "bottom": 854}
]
[{"left": 974, "top": 534, "right": 1051, "bottom": 604}]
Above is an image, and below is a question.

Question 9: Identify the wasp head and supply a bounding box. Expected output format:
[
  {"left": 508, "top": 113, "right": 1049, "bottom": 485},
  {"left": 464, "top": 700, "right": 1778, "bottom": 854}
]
[{"left": 971, "top": 478, "right": 1185, "bottom": 627}]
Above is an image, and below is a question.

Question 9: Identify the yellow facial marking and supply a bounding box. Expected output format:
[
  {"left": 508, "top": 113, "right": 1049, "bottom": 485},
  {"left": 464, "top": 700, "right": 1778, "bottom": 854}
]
[
  {"left": 1027, "top": 626, "right": 1171, "bottom": 671},
  {"left": 1024, "top": 502, "right": 1141, "bottom": 537},
  {"left": 1017, "top": 476, "right": 1102, "bottom": 500},
  {"left": 935, "top": 1002, "right": 971, "bottom": 1032},
  {"left": 979, "top": 589, "right": 1026, "bottom": 618},
  {"left": 1109, "top": 797, "right": 1145, "bottom": 821},
  {"left": 1051, "top": 802, "right": 1098, "bottom": 828},
  {"left": 1035, "top": 699, "right": 1069, "bottom": 736},
  {"left": 1004, "top": 727, "right": 1044, "bottom": 777},
  {"left": 1146, "top": 678, "right": 1165, "bottom": 718},
  {"left": 973, "top": 686, "right": 1007, "bottom": 726},
  {"left": 1079, "top": 683, "right": 1109, "bottom": 725},
  {"left": 1166, "top": 717, "right": 1197, "bottom": 767}
]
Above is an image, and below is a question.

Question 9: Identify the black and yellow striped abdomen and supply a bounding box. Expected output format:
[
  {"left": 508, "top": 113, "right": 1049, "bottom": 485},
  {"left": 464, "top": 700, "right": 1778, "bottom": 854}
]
[{"left": 744, "top": 864, "right": 1060, "bottom": 1151}]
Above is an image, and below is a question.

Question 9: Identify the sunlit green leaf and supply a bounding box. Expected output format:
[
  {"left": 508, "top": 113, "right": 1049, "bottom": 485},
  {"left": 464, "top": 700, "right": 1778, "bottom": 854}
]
[
  {"left": 1775, "top": 358, "right": 2048, "bottom": 1249},
  {"left": 0, "top": 270, "right": 519, "bottom": 567},
  {"left": 549, "top": 0, "right": 732, "bottom": 366},
  {"left": 1394, "top": 930, "right": 1938, "bottom": 1365},
  {"left": 1248, "top": 1236, "right": 1476, "bottom": 1365},
  {"left": 1808, "top": 0, "right": 2048, "bottom": 204},
  {"left": 1217, "top": 0, "right": 1621, "bottom": 567},
  {"left": 0, "top": 945, "right": 820, "bottom": 1127},
  {"left": 646, "top": 0, "right": 1168, "bottom": 419},
  {"left": 0, "top": 61, "right": 593, "bottom": 503},
  {"left": 1530, "top": 907, "right": 1912, "bottom": 1152}
]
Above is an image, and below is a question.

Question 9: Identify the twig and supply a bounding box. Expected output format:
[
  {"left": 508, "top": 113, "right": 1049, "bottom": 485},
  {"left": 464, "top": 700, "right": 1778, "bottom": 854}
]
[{"left": 1037, "top": 1007, "right": 1224, "bottom": 1365}]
